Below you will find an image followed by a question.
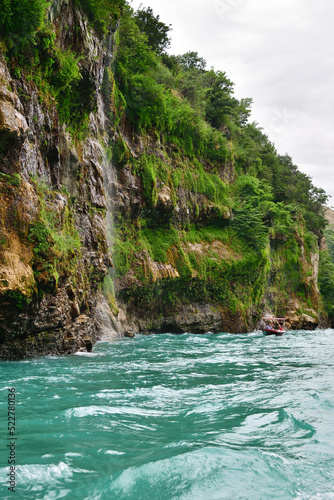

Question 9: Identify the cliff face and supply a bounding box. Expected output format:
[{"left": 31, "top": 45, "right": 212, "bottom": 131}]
[
  {"left": 110, "top": 154, "right": 324, "bottom": 336},
  {"left": 0, "top": 1, "right": 114, "bottom": 359},
  {"left": 0, "top": 1, "right": 328, "bottom": 359},
  {"left": 103, "top": 131, "right": 325, "bottom": 336}
]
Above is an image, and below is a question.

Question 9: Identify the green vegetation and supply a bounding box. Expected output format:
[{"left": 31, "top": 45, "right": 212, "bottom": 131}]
[
  {"left": 112, "top": 6, "right": 327, "bottom": 225},
  {"left": 109, "top": 2, "right": 330, "bottom": 319},
  {"left": 1, "top": 0, "right": 331, "bottom": 324},
  {"left": 102, "top": 273, "right": 119, "bottom": 315},
  {"left": 320, "top": 221, "right": 334, "bottom": 320},
  {"left": 325, "top": 226, "right": 334, "bottom": 262},
  {"left": 133, "top": 6, "right": 172, "bottom": 55},
  {"left": 4, "top": 290, "right": 32, "bottom": 309},
  {"left": 0, "top": 0, "right": 125, "bottom": 138},
  {"left": 0, "top": 172, "right": 21, "bottom": 186},
  {"left": 319, "top": 251, "right": 334, "bottom": 320},
  {"left": 0, "top": 0, "right": 47, "bottom": 53},
  {"left": 28, "top": 180, "right": 81, "bottom": 290},
  {"left": 74, "top": 0, "right": 125, "bottom": 33},
  {"left": 0, "top": 0, "right": 125, "bottom": 46}
]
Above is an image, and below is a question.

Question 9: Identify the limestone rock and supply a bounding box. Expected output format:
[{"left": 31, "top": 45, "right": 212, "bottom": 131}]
[{"left": 0, "top": 59, "right": 28, "bottom": 137}]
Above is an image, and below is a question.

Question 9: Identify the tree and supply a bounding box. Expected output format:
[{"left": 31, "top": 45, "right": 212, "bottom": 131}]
[
  {"left": 177, "top": 51, "right": 206, "bottom": 71},
  {"left": 202, "top": 69, "right": 238, "bottom": 129},
  {"left": 234, "top": 97, "right": 253, "bottom": 126},
  {"left": 160, "top": 53, "right": 180, "bottom": 75},
  {"left": 133, "top": 5, "right": 172, "bottom": 55}
]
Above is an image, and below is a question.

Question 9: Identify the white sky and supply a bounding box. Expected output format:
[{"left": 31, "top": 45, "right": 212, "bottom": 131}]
[{"left": 129, "top": 0, "right": 334, "bottom": 204}]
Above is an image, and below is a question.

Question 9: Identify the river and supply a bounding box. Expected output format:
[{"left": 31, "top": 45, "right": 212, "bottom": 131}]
[{"left": 1, "top": 329, "right": 334, "bottom": 499}]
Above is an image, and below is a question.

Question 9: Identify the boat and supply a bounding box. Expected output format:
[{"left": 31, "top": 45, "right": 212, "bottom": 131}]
[{"left": 262, "top": 317, "right": 286, "bottom": 336}]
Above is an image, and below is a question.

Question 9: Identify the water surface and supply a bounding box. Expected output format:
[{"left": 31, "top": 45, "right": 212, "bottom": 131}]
[{"left": 1, "top": 329, "right": 334, "bottom": 499}]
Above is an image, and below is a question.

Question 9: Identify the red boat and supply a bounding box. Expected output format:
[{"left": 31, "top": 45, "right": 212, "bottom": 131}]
[{"left": 262, "top": 317, "right": 286, "bottom": 336}]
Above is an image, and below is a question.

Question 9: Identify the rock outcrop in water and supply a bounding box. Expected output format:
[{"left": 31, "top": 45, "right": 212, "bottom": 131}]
[{"left": 0, "top": 0, "right": 330, "bottom": 359}]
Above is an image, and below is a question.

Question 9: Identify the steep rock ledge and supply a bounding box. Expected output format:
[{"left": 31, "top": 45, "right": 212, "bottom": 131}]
[{"left": 0, "top": 3, "right": 113, "bottom": 359}]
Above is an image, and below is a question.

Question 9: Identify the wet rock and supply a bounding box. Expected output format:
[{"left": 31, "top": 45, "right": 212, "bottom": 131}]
[
  {"left": 84, "top": 338, "right": 93, "bottom": 352},
  {"left": 121, "top": 301, "right": 249, "bottom": 336},
  {"left": 124, "top": 331, "right": 135, "bottom": 338},
  {"left": 92, "top": 292, "right": 123, "bottom": 339},
  {"left": 286, "top": 310, "right": 319, "bottom": 330}
]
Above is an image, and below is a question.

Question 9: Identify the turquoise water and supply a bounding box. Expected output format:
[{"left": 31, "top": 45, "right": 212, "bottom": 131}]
[{"left": 1, "top": 329, "right": 334, "bottom": 499}]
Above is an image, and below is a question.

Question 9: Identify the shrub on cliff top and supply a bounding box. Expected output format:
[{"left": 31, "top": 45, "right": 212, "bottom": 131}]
[
  {"left": 0, "top": 0, "right": 47, "bottom": 52},
  {"left": 133, "top": 5, "right": 172, "bottom": 55},
  {"left": 75, "top": 0, "right": 125, "bottom": 33}
]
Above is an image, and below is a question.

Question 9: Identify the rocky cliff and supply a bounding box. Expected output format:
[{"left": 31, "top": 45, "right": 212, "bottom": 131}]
[
  {"left": 0, "top": 1, "right": 116, "bottom": 359},
  {"left": 0, "top": 0, "right": 329, "bottom": 359}
]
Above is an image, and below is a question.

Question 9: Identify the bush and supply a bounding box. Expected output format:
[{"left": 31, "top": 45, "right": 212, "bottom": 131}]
[
  {"left": 74, "top": 0, "right": 125, "bottom": 33},
  {"left": 141, "top": 227, "right": 179, "bottom": 263},
  {"left": 28, "top": 222, "right": 51, "bottom": 256},
  {"left": 0, "top": 0, "right": 47, "bottom": 52},
  {"left": 140, "top": 155, "right": 157, "bottom": 206},
  {"left": 231, "top": 205, "right": 268, "bottom": 251},
  {"left": 319, "top": 251, "right": 334, "bottom": 320}
]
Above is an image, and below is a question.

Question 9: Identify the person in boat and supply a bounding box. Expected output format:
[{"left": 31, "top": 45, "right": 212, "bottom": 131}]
[{"left": 262, "top": 317, "right": 286, "bottom": 333}]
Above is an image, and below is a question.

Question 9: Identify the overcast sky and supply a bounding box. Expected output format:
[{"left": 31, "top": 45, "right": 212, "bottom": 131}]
[{"left": 130, "top": 0, "right": 334, "bottom": 205}]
